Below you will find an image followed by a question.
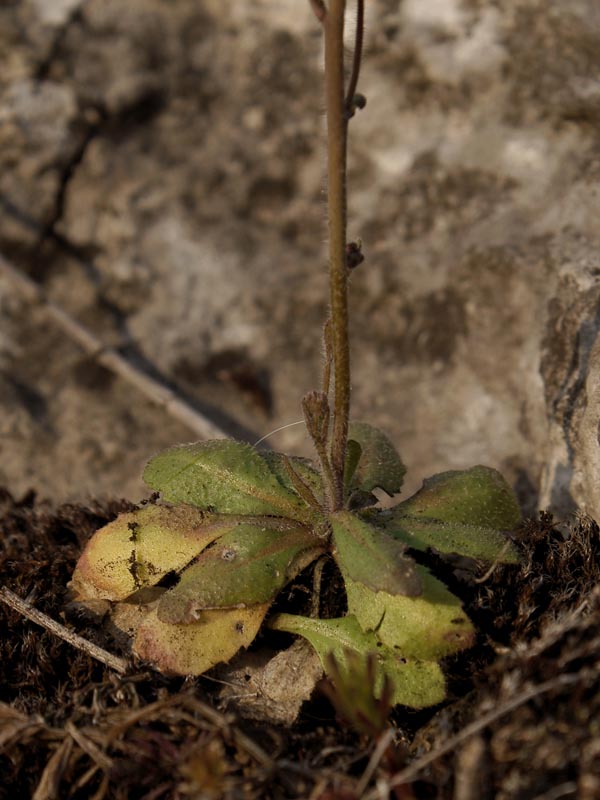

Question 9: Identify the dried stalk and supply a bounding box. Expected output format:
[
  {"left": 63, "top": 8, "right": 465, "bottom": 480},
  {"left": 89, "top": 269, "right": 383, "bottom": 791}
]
[
  {"left": 0, "top": 587, "right": 128, "bottom": 674},
  {"left": 0, "top": 253, "right": 228, "bottom": 441}
]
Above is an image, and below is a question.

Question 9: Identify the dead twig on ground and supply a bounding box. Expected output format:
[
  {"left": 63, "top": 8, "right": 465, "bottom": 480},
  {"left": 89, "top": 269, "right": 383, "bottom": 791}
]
[
  {"left": 363, "top": 671, "right": 588, "bottom": 798},
  {"left": 0, "top": 252, "right": 228, "bottom": 441},
  {"left": 0, "top": 586, "right": 128, "bottom": 674}
]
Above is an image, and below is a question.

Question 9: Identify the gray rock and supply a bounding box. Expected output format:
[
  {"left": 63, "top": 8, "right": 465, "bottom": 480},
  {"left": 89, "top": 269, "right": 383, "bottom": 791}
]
[{"left": 0, "top": 0, "right": 598, "bottom": 523}]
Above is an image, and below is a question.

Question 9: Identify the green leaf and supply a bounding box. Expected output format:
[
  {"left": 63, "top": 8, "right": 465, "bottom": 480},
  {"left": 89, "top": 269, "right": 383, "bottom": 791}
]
[
  {"left": 395, "top": 466, "right": 521, "bottom": 528},
  {"left": 134, "top": 603, "right": 270, "bottom": 675},
  {"left": 143, "top": 440, "right": 314, "bottom": 520},
  {"left": 384, "top": 466, "right": 521, "bottom": 562},
  {"left": 346, "top": 422, "right": 406, "bottom": 496},
  {"left": 331, "top": 510, "right": 421, "bottom": 597},
  {"left": 261, "top": 452, "right": 324, "bottom": 505},
  {"left": 345, "top": 566, "right": 475, "bottom": 660},
  {"left": 382, "top": 517, "right": 520, "bottom": 563},
  {"left": 343, "top": 439, "right": 362, "bottom": 493},
  {"left": 270, "top": 613, "right": 446, "bottom": 709},
  {"left": 70, "top": 505, "right": 236, "bottom": 602},
  {"left": 157, "top": 522, "right": 323, "bottom": 623}
]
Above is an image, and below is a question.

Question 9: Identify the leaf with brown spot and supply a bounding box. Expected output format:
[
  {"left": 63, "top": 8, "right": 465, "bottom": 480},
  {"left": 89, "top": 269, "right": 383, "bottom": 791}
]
[
  {"left": 270, "top": 613, "right": 446, "bottom": 709},
  {"left": 70, "top": 505, "right": 236, "bottom": 602}
]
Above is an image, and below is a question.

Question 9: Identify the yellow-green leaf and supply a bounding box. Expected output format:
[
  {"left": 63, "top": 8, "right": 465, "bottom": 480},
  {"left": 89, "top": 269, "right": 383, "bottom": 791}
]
[
  {"left": 270, "top": 613, "right": 446, "bottom": 709},
  {"left": 144, "top": 440, "right": 313, "bottom": 521},
  {"left": 70, "top": 505, "right": 235, "bottom": 602},
  {"left": 331, "top": 510, "right": 421, "bottom": 597},
  {"left": 157, "top": 522, "right": 323, "bottom": 623},
  {"left": 134, "top": 603, "right": 269, "bottom": 675},
  {"left": 345, "top": 566, "right": 475, "bottom": 660}
]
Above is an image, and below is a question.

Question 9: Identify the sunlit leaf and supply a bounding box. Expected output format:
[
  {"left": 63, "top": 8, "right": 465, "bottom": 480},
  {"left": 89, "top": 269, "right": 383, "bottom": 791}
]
[
  {"left": 144, "top": 440, "right": 313, "bottom": 521},
  {"left": 395, "top": 466, "right": 521, "bottom": 529},
  {"left": 134, "top": 603, "right": 269, "bottom": 675},
  {"left": 383, "top": 466, "right": 521, "bottom": 562},
  {"left": 157, "top": 522, "right": 323, "bottom": 623},
  {"left": 270, "top": 613, "right": 446, "bottom": 709},
  {"left": 346, "top": 422, "right": 406, "bottom": 496},
  {"left": 70, "top": 504, "right": 235, "bottom": 602},
  {"left": 345, "top": 566, "right": 475, "bottom": 660},
  {"left": 331, "top": 510, "right": 421, "bottom": 597}
]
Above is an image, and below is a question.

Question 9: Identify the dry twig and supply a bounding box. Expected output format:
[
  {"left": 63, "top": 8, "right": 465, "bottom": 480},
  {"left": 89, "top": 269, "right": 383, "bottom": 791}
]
[
  {"left": 0, "top": 587, "right": 128, "bottom": 674},
  {"left": 362, "top": 671, "right": 587, "bottom": 798},
  {"left": 0, "top": 252, "right": 228, "bottom": 441}
]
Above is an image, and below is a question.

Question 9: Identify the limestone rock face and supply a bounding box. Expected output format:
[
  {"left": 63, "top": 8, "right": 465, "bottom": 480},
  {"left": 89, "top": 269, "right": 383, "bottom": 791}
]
[{"left": 0, "top": 0, "right": 599, "bottom": 520}]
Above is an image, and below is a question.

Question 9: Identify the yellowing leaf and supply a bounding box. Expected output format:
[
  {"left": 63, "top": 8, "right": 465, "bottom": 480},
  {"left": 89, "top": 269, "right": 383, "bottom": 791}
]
[
  {"left": 270, "top": 613, "right": 446, "bottom": 709},
  {"left": 157, "top": 522, "right": 323, "bottom": 623},
  {"left": 345, "top": 566, "right": 475, "bottom": 660},
  {"left": 331, "top": 510, "right": 421, "bottom": 597},
  {"left": 70, "top": 505, "right": 235, "bottom": 602},
  {"left": 346, "top": 422, "right": 406, "bottom": 496},
  {"left": 134, "top": 603, "right": 269, "bottom": 675},
  {"left": 143, "top": 440, "right": 313, "bottom": 521}
]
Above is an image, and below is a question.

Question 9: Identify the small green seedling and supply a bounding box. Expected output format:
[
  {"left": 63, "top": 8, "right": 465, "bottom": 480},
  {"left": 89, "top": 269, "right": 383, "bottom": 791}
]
[{"left": 70, "top": 1, "right": 521, "bottom": 710}]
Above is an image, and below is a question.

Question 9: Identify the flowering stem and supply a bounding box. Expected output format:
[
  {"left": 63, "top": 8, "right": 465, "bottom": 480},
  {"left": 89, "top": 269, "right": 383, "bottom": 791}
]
[{"left": 324, "top": 0, "right": 350, "bottom": 510}]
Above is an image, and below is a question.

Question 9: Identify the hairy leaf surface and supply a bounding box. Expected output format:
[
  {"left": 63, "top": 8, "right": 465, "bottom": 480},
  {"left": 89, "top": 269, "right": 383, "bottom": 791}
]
[
  {"left": 395, "top": 466, "right": 521, "bottom": 528},
  {"left": 270, "top": 613, "right": 445, "bottom": 709},
  {"left": 384, "top": 466, "right": 521, "bottom": 562},
  {"left": 70, "top": 505, "right": 234, "bottom": 602},
  {"left": 144, "top": 440, "right": 313, "bottom": 520},
  {"left": 157, "top": 522, "right": 322, "bottom": 623},
  {"left": 345, "top": 566, "right": 475, "bottom": 660},
  {"left": 261, "top": 452, "right": 324, "bottom": 506},
  {"left": 346, "top": 422, "right": 406, "bottom": 496},
  {"left": 381, "top": 516, "right": 520, "bottom": 562},
  {"left": 331, "top": 511, "right": 421, "bottom": 597}
]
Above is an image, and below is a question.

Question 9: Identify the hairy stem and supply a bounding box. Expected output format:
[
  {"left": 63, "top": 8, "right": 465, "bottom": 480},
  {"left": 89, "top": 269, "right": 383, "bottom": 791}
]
[{"left": 324, "top": 0, "right": 349, "bottom": 510}]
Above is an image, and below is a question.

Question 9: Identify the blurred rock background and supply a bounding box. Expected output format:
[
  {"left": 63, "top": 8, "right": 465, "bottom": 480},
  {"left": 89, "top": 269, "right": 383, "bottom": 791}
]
[{"left": 0, "top": 0, "right": 599, "bottom": 520}]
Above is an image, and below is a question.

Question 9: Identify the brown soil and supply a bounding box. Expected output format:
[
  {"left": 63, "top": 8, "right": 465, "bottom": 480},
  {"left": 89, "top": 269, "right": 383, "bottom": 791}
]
[{"left": 2, "top": 489, "right": 599, "bottom": 799}]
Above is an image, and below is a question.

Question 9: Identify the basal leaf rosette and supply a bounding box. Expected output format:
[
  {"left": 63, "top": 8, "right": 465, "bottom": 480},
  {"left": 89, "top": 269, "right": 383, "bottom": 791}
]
[{"left": 70, "top": 440, "right": 328, "bottom": 676}]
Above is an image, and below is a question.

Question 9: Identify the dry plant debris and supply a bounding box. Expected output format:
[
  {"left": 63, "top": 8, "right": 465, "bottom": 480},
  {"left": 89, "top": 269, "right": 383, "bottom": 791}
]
[{"left": 2, "top": 490, "right": 600, "bottom": 798}]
